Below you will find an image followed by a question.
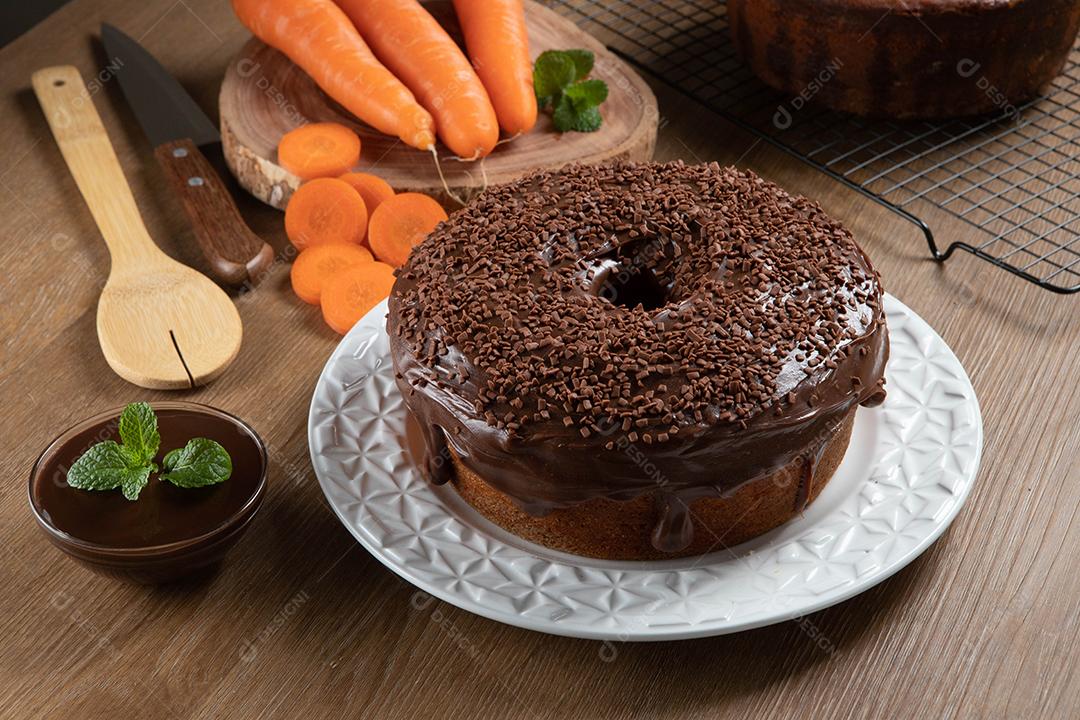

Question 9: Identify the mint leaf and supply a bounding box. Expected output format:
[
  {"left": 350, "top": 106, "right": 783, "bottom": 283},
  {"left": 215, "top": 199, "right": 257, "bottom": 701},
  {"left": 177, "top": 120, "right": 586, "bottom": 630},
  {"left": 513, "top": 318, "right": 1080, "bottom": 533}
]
[
  {"left": 562, "top": 49, "right": 594, "bottom": 81},
  {"left": 160, "top": 438, "right": 232, "bottom": 489},
  {"left": 67, "top": 440, "right": 154, "bottom": 500},
  {"left": 552, "top": 96, "right": 603, "bottom": 133},
  {"left": 570, "top": 105, "right": 603, "bottom": 132},
  {"left": 162, "top": 448, "right": 181, "bottom": 471},
  {"left": 533, "top": 50, "right": 578, "bottom": 106},
  {"left": 67, "top": 441, "right": 132, "bottom": 491},
  {"left": 565, "top": 79, "right": 608, "bottom": 109},
  {"left": 118, "top": 402, "right": 159, "bottom": 466},
  {"left": 552, "top": 95, "right": 576, "bottom": 132},
  {"left": 120, "top": 465, "right": 153, "bottom": 501}
]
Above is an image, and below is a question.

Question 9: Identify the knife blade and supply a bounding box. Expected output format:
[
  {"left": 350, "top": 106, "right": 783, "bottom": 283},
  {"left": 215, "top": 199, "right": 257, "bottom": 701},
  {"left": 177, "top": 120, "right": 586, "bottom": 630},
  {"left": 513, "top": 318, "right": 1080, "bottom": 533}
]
[{"left": 101, "top": 22, "right": 273, "bottom": 288}]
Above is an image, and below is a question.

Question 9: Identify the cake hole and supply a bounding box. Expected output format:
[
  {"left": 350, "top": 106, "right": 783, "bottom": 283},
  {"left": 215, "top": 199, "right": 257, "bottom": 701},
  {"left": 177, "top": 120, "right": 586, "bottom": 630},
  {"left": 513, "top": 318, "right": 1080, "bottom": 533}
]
[{"left": 598, "top": 264, "right": 669, "bottom": 311}]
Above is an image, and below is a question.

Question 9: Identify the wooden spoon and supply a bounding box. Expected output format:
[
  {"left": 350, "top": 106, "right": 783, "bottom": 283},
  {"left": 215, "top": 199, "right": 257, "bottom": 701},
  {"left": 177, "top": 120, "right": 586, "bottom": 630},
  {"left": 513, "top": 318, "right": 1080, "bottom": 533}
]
[{"left": 33, "top": 65, "right": 242, "bottom": 389}]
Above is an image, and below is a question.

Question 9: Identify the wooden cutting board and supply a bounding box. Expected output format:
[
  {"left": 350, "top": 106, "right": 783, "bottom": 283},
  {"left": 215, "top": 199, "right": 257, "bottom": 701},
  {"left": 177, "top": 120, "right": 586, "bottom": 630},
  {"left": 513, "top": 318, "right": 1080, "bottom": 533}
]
[{"left": 219, "top": 0, "right": 658, "bottom": 209}]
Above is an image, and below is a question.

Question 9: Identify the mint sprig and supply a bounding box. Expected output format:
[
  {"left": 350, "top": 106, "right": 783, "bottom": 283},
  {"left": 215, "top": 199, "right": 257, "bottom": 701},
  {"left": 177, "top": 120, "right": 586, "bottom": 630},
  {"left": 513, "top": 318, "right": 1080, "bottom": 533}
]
[
  {"left": 66, "top": 403, "right": 232, "bottom": 501},
  {"left": 534, "top": 49, "right": 608, "bottom": 133}
]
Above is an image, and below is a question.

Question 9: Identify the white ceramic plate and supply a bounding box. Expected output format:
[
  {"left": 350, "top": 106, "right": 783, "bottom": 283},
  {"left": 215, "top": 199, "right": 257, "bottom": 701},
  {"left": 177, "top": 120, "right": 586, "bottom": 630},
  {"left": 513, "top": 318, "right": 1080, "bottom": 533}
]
[{"left": 309, "top": 294, "right": 982, "bottom": 640}]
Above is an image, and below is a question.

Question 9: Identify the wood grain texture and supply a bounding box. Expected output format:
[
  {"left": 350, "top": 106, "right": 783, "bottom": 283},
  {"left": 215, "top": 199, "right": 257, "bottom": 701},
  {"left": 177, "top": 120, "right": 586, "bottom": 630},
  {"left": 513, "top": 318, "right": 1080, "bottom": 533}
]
[
  {"left": 153, "top": 138, "right": 274, "bottom": 287},
  {"left": 32, "top": 65, "right": 242, "bottom": 389},
  {"left": 219, "top": 0, "right": 658, "bottom": 209},
  {"left": 1, "top": 1, "right": 1078, "bottom": 719}
]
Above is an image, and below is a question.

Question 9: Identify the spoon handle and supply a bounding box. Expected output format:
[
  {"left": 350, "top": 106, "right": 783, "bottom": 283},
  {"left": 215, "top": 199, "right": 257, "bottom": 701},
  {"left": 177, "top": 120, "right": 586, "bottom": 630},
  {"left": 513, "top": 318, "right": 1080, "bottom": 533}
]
[{"left": 32, "top": 65, "right": 161, "bottom": 266}]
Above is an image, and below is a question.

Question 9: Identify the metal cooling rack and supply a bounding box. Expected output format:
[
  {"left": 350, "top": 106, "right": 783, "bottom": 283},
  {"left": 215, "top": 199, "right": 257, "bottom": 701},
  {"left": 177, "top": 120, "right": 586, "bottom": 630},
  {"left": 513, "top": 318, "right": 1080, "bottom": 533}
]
[{"left": 545, "top": 0, "right": 1080, "bottom": 294}]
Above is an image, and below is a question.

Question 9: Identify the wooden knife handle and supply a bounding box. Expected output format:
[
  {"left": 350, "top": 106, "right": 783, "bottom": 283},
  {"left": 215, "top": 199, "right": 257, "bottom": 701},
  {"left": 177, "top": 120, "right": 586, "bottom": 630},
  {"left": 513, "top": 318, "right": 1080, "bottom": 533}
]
[{"left": 154, "top": 138, "right": 274, "bottom": 287}]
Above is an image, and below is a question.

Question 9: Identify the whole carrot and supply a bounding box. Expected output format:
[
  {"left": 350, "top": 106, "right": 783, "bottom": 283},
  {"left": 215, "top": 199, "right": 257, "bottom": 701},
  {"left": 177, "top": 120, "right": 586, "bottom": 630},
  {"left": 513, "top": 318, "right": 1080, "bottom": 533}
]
[
  {"left": 336, "top": 0, "right": 499, "bottom": 160},
  {"left": 232, "top": 0, "right": 435, "bottom": 151},
  {"left": 452, "top": 0, "right": 537, "bottom": 136}
]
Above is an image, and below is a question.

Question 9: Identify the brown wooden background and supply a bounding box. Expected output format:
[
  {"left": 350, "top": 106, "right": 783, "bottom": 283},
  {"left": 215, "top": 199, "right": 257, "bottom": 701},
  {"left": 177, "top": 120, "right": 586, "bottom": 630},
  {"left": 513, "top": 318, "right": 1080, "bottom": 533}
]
[{"left": 1, "top": 1, "right": 1078, "bottom": 718}]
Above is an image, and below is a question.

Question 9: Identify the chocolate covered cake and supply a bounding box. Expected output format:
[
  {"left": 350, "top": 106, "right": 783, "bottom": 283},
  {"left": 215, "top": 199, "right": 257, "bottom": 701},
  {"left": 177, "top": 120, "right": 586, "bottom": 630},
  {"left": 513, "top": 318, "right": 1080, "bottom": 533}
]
[
  {"left": 388, "top": 161, "right": 888, "bottom": 560},
  {"left": 729, "top": 0, "right": 1080, "bottom": 119}
]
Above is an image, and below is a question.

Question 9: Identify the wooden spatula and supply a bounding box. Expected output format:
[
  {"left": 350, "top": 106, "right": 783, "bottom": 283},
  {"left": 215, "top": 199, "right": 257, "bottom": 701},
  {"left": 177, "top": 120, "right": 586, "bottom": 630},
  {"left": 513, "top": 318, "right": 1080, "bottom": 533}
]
[{"left": 33, "top": 65, "right": 242, "bottom": 389}]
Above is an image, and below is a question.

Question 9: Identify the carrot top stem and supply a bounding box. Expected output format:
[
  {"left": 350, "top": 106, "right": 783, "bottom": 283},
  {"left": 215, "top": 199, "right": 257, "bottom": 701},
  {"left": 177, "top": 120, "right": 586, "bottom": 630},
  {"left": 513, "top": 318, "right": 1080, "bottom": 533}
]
[{"left": 430, "top": 147, "right": 468, "bottom": 207}]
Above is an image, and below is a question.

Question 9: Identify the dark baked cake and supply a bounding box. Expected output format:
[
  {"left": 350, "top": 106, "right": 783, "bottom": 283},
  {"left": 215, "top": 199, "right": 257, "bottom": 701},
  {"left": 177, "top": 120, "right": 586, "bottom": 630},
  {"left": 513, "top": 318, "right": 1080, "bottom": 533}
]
[
  {"left": 729, "top": 0, "right": 1080, "bottom": 118},
  {"left": 388, "top": 161, "right": 889, "bottom": 559}
]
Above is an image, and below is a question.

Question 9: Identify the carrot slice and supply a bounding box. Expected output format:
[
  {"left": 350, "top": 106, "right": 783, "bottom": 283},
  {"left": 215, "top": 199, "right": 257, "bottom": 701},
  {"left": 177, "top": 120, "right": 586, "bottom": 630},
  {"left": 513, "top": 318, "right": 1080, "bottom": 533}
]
[
  {"left": 368, "top": 193, "right": 448, "bottom": 267},
  {"left": 320, "top": 262, "right": 397, "bottom": 334},
  {"left": 284, "top": 178, "right": 369, "bottom": 250},
  {"left": 278, "top": 123, "right": 361, "bottom": 180},
  {"left": 290, "top": 244, "right": 374, "bottom": 305},
  {"left": 339, "top": 172, "right": 396, "bottom": 216}
]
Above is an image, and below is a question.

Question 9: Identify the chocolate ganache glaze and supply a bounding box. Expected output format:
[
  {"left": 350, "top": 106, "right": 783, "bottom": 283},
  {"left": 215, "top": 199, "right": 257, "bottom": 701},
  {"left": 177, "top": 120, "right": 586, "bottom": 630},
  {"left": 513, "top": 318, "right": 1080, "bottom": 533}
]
[{"left": 388, "top": 161, "right": 888, "bottom": 553}]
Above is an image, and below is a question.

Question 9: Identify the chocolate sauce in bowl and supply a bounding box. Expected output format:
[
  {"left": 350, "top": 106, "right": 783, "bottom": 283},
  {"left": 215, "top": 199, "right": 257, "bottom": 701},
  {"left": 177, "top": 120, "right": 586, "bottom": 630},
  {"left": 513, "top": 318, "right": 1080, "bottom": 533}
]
[{"left": 31, "top": 406, "right": 265, "bottom": 549}]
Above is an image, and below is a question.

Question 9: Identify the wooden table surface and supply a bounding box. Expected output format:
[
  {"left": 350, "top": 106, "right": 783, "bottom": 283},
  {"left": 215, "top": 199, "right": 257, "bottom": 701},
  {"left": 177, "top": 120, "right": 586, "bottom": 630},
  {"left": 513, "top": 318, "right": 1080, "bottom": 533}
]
[{"left": 2, "top": 1, "right": 1078, "bottom": 718}]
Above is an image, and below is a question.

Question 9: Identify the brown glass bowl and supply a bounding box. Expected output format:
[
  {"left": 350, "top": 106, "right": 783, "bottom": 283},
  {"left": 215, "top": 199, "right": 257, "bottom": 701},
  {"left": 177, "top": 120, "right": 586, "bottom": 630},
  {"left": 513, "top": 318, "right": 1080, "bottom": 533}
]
[{"left": 28, "top": 401, "right": 268, "bottom": 584}]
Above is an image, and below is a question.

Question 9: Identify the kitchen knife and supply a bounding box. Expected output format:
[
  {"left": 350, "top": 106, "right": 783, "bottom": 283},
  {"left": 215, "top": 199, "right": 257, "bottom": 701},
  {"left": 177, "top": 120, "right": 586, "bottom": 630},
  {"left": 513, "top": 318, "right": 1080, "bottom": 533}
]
[{"left": 101, "top": 22, "right": 274, "bottom": 288}]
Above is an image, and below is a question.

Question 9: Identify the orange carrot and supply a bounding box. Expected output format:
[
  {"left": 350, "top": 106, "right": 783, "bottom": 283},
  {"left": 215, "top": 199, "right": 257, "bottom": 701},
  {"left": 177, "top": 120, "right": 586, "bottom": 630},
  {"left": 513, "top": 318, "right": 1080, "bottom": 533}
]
[
  {"left": 232, "top": 0, "right": 435, "bottom": 150},
  {"left": 452, "top": 0, "right": 537, "bottom": 136},
  {"left": 284, "top": 178, "right": 368, "bottom": 250},
  {"left": 336, "top": 0, "right": 499, "bottom": 159},
  {"left": 321, "top": 262, "right": 397, "bottom": 334},
  {"left": 368, "top": 193, "right": 448, "bottom": 268},
  {"left": 338, "top": 172, "right": 395, "bottom": 215},
  {"left": 290, "top": 243, "right": 373, "bottom": 305},
  {"left": 279, "top": 122, "right": 361, "bottom": 180}
]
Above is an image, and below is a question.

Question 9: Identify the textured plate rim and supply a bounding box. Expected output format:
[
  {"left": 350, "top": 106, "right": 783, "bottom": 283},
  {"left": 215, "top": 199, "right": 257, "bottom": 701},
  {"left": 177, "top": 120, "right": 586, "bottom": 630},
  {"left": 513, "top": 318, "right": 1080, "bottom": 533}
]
[{"left": 308, "top": 293, "right": 982, "bottom": 641}]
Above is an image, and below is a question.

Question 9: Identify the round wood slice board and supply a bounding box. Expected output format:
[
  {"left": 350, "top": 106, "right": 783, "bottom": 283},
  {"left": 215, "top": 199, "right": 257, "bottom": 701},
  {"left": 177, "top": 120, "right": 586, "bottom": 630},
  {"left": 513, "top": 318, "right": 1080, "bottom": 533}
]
[{"left": 219, "top": 0, "right": 658, "bottom": 210}]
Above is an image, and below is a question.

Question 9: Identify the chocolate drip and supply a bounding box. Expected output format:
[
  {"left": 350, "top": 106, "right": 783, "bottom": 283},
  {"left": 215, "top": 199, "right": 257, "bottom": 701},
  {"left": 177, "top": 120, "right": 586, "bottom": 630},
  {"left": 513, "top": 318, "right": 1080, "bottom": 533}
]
[
  {"left": 861, "top": 378, "right": 888, "bottom": 408},
  {"left": 794, "top": 456, "right": 813, "bottom": 513},
  {"left": 793, "top": 434, "right": 832, "bottom": 513},
  {"left": 651, "top": 494, "right": 694, "bottom": 553},
  {"left": 420, "top": 423, "right": 452, "bottom": 485}
]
